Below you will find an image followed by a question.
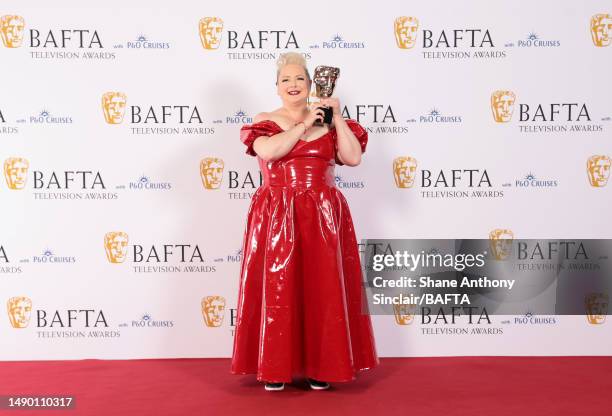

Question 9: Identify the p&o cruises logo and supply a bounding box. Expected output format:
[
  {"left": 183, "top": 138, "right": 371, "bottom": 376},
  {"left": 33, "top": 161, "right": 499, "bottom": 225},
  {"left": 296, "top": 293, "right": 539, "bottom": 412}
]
[{"left": 309, "top": 33, "right": 366, "bottom": 50}]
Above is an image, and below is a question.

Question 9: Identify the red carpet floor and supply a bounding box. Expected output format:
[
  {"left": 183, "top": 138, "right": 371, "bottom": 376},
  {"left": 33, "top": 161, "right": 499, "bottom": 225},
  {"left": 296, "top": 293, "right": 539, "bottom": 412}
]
[{"left": 1, "top": 357, "right": 610, "bottom": 416}]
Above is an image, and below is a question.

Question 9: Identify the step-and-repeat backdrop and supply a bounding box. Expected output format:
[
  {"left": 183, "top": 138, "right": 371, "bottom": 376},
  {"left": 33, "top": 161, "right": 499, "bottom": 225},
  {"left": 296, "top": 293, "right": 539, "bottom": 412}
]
[{"left": 2, "top": 1, "right": 611, "bottom": 360}]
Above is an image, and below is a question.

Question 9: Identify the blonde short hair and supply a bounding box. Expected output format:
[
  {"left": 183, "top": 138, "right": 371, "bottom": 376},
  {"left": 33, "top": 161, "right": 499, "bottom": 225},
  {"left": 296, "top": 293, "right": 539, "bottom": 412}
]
[{"left": 276, "top": 52, "right": 310, "bottom": 84}]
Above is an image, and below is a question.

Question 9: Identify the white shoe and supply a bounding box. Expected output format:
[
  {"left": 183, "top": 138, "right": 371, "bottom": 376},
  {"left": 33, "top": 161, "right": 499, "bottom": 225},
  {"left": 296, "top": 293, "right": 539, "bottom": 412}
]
[
  {"left": 307, "top": 378, "right": 330, "bottom": 390},
  {"left": 264, "top": 382, "right": 285, "bottom": 391}
]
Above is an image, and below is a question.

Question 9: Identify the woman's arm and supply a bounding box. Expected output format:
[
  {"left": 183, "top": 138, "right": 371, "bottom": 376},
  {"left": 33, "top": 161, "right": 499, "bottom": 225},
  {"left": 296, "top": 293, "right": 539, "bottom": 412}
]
[
  {"left": 251, "top": 113, "right": 305, "bottom": 162},
  {"left": 331, "top": 112, "right": 362, "bottom": 167},
  {"left": 252, "top": 108, "right": 324, "bottom": 162}
]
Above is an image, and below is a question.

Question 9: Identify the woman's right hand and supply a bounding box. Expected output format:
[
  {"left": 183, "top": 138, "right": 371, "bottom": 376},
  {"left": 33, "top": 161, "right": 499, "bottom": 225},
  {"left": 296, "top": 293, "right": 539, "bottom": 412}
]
[{"left": 302, "top": 105, "right": 326, "bottom": 128}]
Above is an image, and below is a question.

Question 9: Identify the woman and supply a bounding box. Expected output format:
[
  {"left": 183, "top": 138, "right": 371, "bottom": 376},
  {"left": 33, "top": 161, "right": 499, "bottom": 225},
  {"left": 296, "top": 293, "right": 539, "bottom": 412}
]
[{"left": 230, "top": 52, "right": 378, "bottom": 391}]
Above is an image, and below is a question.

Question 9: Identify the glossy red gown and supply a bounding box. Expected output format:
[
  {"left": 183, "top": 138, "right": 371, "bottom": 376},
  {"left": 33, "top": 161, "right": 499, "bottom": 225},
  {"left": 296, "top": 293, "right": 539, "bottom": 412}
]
[{"left": 230, "top": 119, "right": 379, "bottom": 383}]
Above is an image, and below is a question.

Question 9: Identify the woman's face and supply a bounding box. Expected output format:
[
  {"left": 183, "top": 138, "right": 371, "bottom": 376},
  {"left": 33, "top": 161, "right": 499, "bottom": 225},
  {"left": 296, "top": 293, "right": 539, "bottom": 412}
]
[{"left": 277, "top": 64, "right": 310, "bottom": 104}]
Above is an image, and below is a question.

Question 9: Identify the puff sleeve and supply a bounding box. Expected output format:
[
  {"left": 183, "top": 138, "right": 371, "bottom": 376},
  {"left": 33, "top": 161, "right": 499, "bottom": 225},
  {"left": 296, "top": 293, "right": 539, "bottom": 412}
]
[
  {"left": 334, "top": 118, "right": 368, "bottom": 166},
  {"left": 239, "top": 121, "right": 283, "bottom": 157}
]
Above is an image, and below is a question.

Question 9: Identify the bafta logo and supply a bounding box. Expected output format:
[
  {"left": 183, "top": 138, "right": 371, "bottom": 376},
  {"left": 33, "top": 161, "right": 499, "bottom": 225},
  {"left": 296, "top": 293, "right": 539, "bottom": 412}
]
[
  {"left": 394, "top": 16, "right": 419, "bottom": 49},
  {"left": 199, "top": 17, "right": 223, "bottom": 50},
  {"left": 489, "top": 229, "right": 514, "bottom": 260},
  {"left": 104, "top": 232, "right": 129, "bottom": 264},
  {"left": 201, "top": 296, "right": 226, "bottom": 327},
  {"left": 7, "top": 296, "right": 32, "bottom": 328},
  {"left": 101, "top": 92, "right": 127, "bottom": 124},
  {"left": 4, "top": 157, "right": 29, "bottom": 190},
  {"left": 393, "top": 303, "right": 416, "bottom": 325},
  {"left": 587, "top": 155, "right": 611, "bottom": 187},
  {"left": 393, "top": 156, "right": 418, "bottom": 188},
  {"left": 0, "top": 15, "right": 25, "bottom": 48},
  {"left": 585, "top": 293, "right": 608, "bottom": 325},
  {"left": 491, "top": 90, "right": 516, "bottom": 123},
  {"left": 200, "top": 157, "right": 224, "bottom": 189},
  {"left": 590, "top": 14, "right": 612, "bottom": 47}
]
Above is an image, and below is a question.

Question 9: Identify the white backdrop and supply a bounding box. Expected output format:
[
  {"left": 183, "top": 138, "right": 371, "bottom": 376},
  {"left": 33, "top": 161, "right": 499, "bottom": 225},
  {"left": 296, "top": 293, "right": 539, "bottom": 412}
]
[{"left": 1, "top": 0, "right": 611, "bottom": 360}]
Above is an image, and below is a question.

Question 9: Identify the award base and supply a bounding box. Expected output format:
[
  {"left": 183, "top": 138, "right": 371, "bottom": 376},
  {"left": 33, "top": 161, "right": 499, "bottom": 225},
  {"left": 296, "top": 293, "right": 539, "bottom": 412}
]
[{"left": 314, "top": 106, "right": 334, "bottom": 125}]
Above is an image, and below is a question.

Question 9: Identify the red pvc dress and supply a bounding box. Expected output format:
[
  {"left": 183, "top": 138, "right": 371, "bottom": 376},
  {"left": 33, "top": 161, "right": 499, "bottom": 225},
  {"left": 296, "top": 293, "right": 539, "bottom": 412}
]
[{"left": 230, "top": 119, "right": 379, "bottom": 383}]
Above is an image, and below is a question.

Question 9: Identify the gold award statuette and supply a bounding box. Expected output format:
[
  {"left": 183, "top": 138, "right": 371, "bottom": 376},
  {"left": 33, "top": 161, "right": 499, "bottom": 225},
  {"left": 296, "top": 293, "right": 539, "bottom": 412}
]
[{"left": 312, "top": 65, "right": 340, "bottom": 125}]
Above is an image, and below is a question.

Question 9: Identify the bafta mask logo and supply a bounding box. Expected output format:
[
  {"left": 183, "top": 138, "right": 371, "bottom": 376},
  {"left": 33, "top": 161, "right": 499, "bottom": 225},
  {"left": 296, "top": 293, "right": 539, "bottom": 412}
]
[
  {"left": 591, "top": 14, "right": 612, "bottom": 47},
  {"left": 4, "top": 157, "right": 29, "bottom": 190},
  {"left": 489, "top": 229, "right": 514, "bottom": 260},
  {"left": 200, "top": 157, "right": 224, "bottom": 189},
  {"left": 394, "top": 16, "right": 419, "bottom": 49},
  {"left": 393, "top": 156, "right": 418, "bottom": 188},
  {"left": 0, "top": 15, "right": 25, "bottom": 48},
  {"left": 101, "top": 92, "right": 127, "bottom": 124},
  {"left": 585, "top": 293, "right": 608, "bottom": 325},
  {"left": 104, "top": 232, "right": 129, "bottom": 264},
  {"left": 201, "top": 296, "right": 226, "bottom": 327},
  {"left": 7, "top": 296, "right": 32, "bottom": 328},
  {"left": 491, "top": 90, "right": 516, "bottom": 123},
  {"left": 393, "top": 303, "right": 416, "bottom": 325},
  {"left": 199, "top": 17, "right": 224, "bottom": 50},
  {"left": 587, "top": 155, "right": 611, "bottom": 187}
]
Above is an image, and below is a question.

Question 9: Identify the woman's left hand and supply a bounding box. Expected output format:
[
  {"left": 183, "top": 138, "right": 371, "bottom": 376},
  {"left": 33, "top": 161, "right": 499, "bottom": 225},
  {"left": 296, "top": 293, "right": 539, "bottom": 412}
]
[{"left": 319, "top": 97, "right": 341, "bottom": 116}]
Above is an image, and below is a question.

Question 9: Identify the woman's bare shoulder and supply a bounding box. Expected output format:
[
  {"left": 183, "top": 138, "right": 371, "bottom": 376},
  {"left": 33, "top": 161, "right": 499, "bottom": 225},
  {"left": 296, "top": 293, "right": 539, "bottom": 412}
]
[
  {"left": 254, "top": 109, "right": 289, "bottom": 126},
  {"left": 253, "top": 112, "right": 270, "bottom": 123}
]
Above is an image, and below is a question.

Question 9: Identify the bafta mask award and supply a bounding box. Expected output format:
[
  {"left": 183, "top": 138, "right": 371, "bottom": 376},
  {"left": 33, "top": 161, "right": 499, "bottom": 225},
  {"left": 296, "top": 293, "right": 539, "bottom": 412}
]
[{"left": 313, "top": 65, "right": 340, "bottom": 125}]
